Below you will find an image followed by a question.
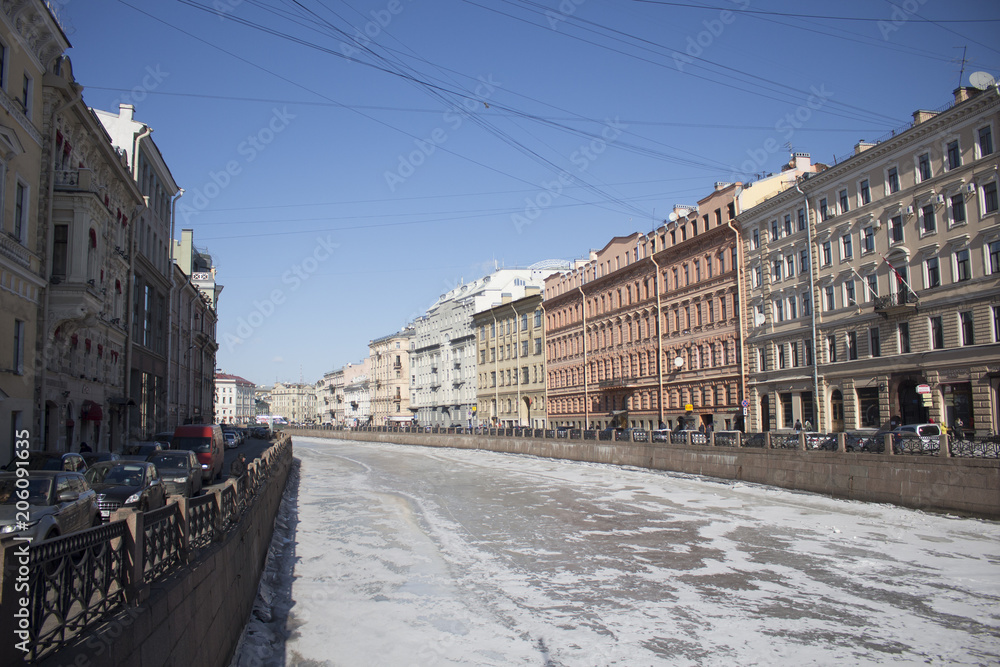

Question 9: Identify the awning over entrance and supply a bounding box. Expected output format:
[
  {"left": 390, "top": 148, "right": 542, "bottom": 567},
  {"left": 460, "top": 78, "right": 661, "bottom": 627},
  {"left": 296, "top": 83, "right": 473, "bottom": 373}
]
[{"left": 81, "top": 400, "right": 103, "bottom": 421}]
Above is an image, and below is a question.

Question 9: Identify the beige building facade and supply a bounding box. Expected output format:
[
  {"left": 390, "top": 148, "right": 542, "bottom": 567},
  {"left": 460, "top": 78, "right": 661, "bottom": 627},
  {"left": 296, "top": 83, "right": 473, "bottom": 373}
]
[
  {"left": 369, "top": 327, "right": 413, "bottom": 426},
  {"left": 740, "top": 86, "right": 1000, "bottom": 435},
  {"left": 473, "top": 290, "right": 547, "bottom": 428}
]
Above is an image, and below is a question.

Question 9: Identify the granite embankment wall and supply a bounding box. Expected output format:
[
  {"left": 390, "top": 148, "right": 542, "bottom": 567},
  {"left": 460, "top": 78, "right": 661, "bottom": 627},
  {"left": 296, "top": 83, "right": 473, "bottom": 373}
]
[
  {"left": 288, "top": 429, "right": 1000, "bottom": 519},
  {"left": 34, "top": 438, "right": 293, "bottom": 667}
]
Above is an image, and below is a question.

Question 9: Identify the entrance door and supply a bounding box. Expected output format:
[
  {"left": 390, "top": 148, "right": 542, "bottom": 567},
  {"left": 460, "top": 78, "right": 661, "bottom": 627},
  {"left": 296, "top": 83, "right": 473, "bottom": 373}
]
[
  {"left": 898, "top": 380, "right": 927, "bottom": 425},
  {"left": 760, "top": 395, "right": 771, "bottom": 432},
  {"left": 831, "top": 390, "right": 844, "bottom": 432}
]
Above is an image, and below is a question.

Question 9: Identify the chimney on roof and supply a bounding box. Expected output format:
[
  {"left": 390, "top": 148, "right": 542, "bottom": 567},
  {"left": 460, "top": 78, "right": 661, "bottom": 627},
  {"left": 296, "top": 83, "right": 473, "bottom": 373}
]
[
  {"left": 953, "top": 86, "right": 980, "bottom": 104},
  {"left": 854, "top": 141, "right": 877, "bottom": 155}
]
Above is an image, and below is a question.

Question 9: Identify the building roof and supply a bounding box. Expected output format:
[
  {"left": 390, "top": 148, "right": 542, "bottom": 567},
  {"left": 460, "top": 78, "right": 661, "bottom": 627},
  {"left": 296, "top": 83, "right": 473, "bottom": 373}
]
[{"left": 215, "top": 373, "right": 254, "bottom": 386}]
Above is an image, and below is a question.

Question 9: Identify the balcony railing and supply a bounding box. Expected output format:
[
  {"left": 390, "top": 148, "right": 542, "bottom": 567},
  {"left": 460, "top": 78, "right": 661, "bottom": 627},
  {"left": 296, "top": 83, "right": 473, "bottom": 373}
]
[{"left": 874, "top": 290, "right": 918, "bottom": 315}]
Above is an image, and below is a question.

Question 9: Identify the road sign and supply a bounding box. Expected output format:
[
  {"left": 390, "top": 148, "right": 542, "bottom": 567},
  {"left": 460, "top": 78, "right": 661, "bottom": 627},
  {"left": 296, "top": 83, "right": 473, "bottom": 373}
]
[
  {"left": 684, "top": 404, "right": 693, "bottom": 412},
  {"left": 741, "top": 399, "right": 749, "bottom": 408},
  {"left": 916, "top": 384, "right": 931, "bottom": 394}
]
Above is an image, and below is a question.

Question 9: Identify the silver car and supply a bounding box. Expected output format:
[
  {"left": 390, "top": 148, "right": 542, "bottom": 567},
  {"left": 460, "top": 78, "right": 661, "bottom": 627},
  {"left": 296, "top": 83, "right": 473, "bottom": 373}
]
[{"left": 0, "top": 471, "right": 99, "bottom": 541}]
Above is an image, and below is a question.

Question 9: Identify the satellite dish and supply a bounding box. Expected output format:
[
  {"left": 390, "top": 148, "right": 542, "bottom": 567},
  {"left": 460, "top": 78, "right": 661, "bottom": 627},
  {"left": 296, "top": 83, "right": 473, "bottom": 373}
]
[
  {"left": 753, "top": 312, "right": 765, "bottom": 326},
  {"left": 667, "top": 211, "right": 678, "bottom": 222},
  {"left": 969, "top": 71, "right": 996, "bottom": 90},
  {"left": 673, "top": 357, "right": 684, "bottom": 368}
]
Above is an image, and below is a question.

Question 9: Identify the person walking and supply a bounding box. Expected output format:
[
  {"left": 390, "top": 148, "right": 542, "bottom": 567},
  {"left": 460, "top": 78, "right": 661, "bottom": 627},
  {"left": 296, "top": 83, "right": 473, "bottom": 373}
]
[
  {"left": 794, "top": 419, "right": 803, "bottom": 434},
  {"left": 229, "top": 452, "right": 247, "bottom": 479}
]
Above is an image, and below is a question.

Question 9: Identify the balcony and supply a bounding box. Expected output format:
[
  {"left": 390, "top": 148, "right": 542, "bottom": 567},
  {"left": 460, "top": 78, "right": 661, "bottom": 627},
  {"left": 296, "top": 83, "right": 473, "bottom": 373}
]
[
  {"left": 598, "top": 376, "right": 639, "bottom": 389},
  {"left": 0, "top": 233, "right": 30, "bottom": 269},
  {"left": 874, "top": 290, "right": 918, "bottom": 317}
]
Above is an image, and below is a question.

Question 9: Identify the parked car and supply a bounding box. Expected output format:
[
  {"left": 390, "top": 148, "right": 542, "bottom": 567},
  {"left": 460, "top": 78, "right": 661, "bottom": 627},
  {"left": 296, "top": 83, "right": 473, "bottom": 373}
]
[
  {"left": 147, "top": 451, "right": 203, "bottom": 497},
  {"left": 171, "top": 424, "right": 225, "bottom": 483},
  {"left": 892, "top": 423, "right": 942, "bottom": 454},
  {"left": 82, "top": 451, "right": 123, "bottom": 467},
  {"left": 4, "top": 451, "right": 88, "bottom": 472},
  {"left": 223, "top": 431, "right": 238, "bottom": 449},
  {"left": 153, "top": 431, "right": 175, "bottom": 448},
  {"left": 84, "top": 461, "right": 167, "bottom": 521},
  {"left": 0, "top": 470, "right": 99, "bottom": 541},
  {"left": 121, "top": 442, "right": 164, "bottom": 461}
]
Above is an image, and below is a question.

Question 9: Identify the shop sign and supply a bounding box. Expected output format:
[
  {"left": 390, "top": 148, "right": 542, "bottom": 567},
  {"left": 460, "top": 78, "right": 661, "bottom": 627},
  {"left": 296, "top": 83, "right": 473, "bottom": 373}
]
[{"left": 916, "top": 384, "right": 931, "bottom": 394}]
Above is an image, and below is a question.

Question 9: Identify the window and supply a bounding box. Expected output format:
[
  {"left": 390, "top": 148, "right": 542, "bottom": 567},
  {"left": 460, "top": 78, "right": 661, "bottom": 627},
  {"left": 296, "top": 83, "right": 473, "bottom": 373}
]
[
  {"left": 521, "top": 313, "right": 528, "bottom": 331},
  {"left": 930, "top": 316, "right": 944, "bottom": 349},
  {"left": 951, "top": 194, "right": 967, "bottom": 225},
  {"left": 926, "top": 257, "right": 940, "bottom": 288},
  {"left": 790, "top": 341, "right": 799, "bottom": 367},
  {"left": 869, "top": 327, "right": 881, "bottom": 357},
  {"left": 887, "top": 167, "right": 900, "bottom": 193},
  {"left": 844, "top": 280, "right": 856, "bottom": 305},
  {"left": 921, "top": 204, "right": 935, "bottom": 234},
  {"left": 777, "top": 343, "right": 786, "bottom": 369},
  {"left": 52, "top": 224, "right": 68, "bottom": 278},
  {"left": 841, "top": 233, "right": 853, "bottom": 260},
  {"left": 785, "top": 254, "right": 795, "bottom": 278},
  {"left": 994, "top": 306, "right": 1000, "bottom": 342},
  {"left": 802, "top": 292, "right": 812, "bottom": 316},
  {"left": 771, "top": 220, "right": 779, "bottom": 241},
  {"left": 751, "top": 228, "right": 760, "bottom": 250},
  {"left": 775, "top": 299, "right": 784, "bottom": 322},
  {"left": 827, "top": 334, "right": 837, "bottom": 362},
  {"left": 859, "top": 180, "right": 870, "bottom": 206},
  {"left": 788, "top": 296, "right": 797, "bottom": 320},
  {"left": 521, "top": 340, "right": 528, "bottom": 357},
  {"left": 979, "top": 125, "right": 994, "bottom": 157},
  {"left": 800, "top": 248, "right": 809, "bottom": 273},
  {"left": 862, "top": 226, "right": 875, "bottom": 253},
  {"left": 839, "top": 189, "right": 849, "bottom": 214},
  {"left": 956, "top": 248, "right": 971, "bottom": 282},
  {"left": 797, "top": 207, "right": 806, "bottom": 231},
  {"left": 534, "top": 310, "right": 542, "bottom": 327},
  {"left": 822, "top": 241, "right": 832, "bottom": 266},
  {"left": 0, "top": 41, "right": 6, "bottom": 90},
  {"left": 12, "top": 181, "right": 26, "bottom": 242},
  {"left": 946, "top": 140, "right": 961, "bottom": 170},
  {"left": 918, "top": 152, "right": 931, "bottom": 181},
  {"left": 847, "top": 331, "right": 858, "bottom": 360},
  {"left": 752, "top": 265, "right": 761, "bottom": 288},
  {"left": 960, "top": 311, "right": 975, "bottom": 345},
  {"left": 889, "top": 215, "right": 904, "bottom": 243},
  {"left": 20, "top": 73, "right": 31, "bottom": 116},
  {"left": 13, "top": 319, "right": 23, "bottom": 375},
  {"left": 899, "top": 322, "right": 910, "bottom": 353},
  {"left": 824, "top": 285, "right": 835, "bottom": 311},
  {"left": 783, "top": 214, "right": 792, "bottom": 236},
  {"left": 866, "top": 274, "right": 878, "bottom": 299},
  {"left": 772, "top": 259, "right": 782, "bottom": 282},
  {"left": 534, "top": 337, "right": 542, "bottom": 355},
  {"left": 989, "top": 240, "right": 1000, "bottom": 274},
  {"left": 984, "top": 181, "right": 998, "bottom": 214},
  {"left": 819, "top": 198, "right": 830, "bottom": 221},
  {"left": 804, "top": 339, "right": 813, "bottom": 366}
]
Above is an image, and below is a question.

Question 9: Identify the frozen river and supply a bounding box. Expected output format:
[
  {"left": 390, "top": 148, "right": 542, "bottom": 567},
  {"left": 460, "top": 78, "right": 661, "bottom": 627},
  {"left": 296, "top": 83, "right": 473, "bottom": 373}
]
[{"left": 236, "top": 436, "right": 1000, "bottom": 666}]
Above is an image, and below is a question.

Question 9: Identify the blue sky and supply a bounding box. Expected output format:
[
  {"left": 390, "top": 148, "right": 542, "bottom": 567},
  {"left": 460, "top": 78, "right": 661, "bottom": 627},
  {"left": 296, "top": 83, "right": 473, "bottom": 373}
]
[{"left": 59, "top": 0, "right": 1000, "bottom": 386}]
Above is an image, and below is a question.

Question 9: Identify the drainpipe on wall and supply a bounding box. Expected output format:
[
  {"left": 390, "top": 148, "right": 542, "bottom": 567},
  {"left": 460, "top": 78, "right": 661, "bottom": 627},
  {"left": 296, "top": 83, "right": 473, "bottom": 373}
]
[
  {"left": 648, "top": 238, "right": 665, "bottom": 427},
  {"left": 38, "top": 77, "right": 83, "bottom": 451},
  {"left": 795, "top": 179, "right": 822, "bottom": 431},
  {"left": 725, "top": 217, "right": 747, "bottom": 426},
  {"left": 577, "top": 274, "right": 589, "bottom": 430}
]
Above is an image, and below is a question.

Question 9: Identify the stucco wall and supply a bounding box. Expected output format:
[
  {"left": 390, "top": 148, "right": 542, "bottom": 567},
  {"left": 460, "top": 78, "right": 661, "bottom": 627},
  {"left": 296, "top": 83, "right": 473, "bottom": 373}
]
[{"left": 288, "top": 429, "right": 1000, "bottom": 519}]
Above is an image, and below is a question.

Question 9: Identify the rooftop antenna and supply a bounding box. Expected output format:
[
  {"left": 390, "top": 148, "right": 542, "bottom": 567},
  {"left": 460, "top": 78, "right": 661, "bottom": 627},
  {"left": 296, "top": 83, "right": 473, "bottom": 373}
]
[{"left": 956, "top": 46, "right": 968, "bottom": 89}]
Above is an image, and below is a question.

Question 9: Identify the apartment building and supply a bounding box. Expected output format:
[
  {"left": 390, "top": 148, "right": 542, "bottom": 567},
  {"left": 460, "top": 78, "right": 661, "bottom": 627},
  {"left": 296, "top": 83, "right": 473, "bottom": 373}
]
[
  {"left": 544, "top": 184, "right": 744, "bottom": 431},
  {"left": 369, "top": 326, "right": 414, "bottom": 426},
  {"left": 343, "top": 358, "right": 370, "bottom": 426},
  {"left": 0, "top": 1, "right": 69, "bottom": 462},
  {"left": 214, "top": 372, "right": 255, "bottom": 424},
  {"left": 410, "top": 267, "right": 558, "bottom": 428},
  {"left": 270, "top": 381, "right": 316, "bottom": 424},
  {"left": 96, "top": 104, "right": 180, "bottom": 439},
  {"left": 473, "top": 289, "right": 546, "bottom": 428},
  {"left": 740, "top": 86, "right": 1000, "bottom": 434}
]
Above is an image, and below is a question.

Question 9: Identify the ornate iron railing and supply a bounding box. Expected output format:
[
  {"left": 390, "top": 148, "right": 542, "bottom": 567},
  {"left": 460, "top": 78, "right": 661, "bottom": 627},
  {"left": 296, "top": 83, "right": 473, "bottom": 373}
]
[
  {"left": 949, "top": 435, "right": 1000, "bottom": 458},
  {"left": 10, "top": 435, "right": 294, "bottom": 663}
]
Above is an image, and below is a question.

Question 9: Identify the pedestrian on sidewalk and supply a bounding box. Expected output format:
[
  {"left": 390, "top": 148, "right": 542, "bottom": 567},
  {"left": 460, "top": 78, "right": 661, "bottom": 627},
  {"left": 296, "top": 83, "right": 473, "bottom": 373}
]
[{"left": 230, "top": 452, "right": 247, "bottom": 479}]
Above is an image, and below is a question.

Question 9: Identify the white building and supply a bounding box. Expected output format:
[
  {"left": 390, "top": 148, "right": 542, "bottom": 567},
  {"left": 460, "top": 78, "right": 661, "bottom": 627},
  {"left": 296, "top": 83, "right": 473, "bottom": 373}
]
[
  {"left": 214, "top": 372, "right": 255, "bottom": 424},
  {"left": 410, "top": 267, "right": 560, "bottom": 427}
]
